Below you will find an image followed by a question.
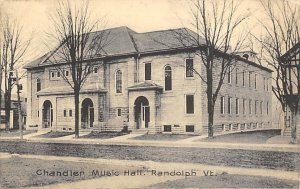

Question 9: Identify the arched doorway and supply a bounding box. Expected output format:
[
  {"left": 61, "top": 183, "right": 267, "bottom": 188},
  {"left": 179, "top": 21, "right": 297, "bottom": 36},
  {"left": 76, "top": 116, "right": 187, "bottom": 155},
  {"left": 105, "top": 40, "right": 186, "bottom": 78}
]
[
  {"left": 81, "top": 98, "right": 94, "bottom": 129},
  {"left": 42, "top": 100, "right": 53, "bottom": 128},
  {"left": 134, "top": 96, "right": 150, "bottom": 129}
]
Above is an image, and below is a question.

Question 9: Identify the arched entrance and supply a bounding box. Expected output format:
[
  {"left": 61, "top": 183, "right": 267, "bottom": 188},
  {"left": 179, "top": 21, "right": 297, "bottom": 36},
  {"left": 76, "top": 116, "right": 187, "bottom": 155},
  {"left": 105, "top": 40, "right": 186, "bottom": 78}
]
[
  {"left": 81, "top": 98, "right": 94, "bottom": 129},
  {"left": 134, "top": 96, "right": 150, "bottom": 129},
  {"left": 42, "top": 100, "right": 53, "bottom": 128}
]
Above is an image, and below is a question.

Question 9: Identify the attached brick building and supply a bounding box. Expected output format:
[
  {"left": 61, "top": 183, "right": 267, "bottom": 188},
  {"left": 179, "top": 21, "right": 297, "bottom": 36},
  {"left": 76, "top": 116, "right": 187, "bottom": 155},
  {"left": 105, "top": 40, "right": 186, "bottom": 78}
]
[{"left": 24, "top": 26, "right": 273, "bottom": 134}]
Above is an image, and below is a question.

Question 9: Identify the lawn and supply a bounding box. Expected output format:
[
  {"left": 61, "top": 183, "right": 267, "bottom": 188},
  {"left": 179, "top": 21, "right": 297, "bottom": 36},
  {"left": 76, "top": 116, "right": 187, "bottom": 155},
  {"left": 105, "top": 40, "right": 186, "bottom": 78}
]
[
  {"left": 79, "top": 131, "right": 128, "bottom": 139},
  {"left": 34, "top": 131, "right": 74, "bottom": 138},
  {"left": 199, "top": 130, "right": 281, "bottom": 143},
  {"left": 0, "top": 155, "right": 142, "bottom": 188},
  {"left": 132, "top": 134, "right": 194, "bottom": 141},
  {"left": 0, "top": 130, "right": 36, "bottom": 137},
  {"left": 147, "top": 174, "right": 298, "bottom": 188}
]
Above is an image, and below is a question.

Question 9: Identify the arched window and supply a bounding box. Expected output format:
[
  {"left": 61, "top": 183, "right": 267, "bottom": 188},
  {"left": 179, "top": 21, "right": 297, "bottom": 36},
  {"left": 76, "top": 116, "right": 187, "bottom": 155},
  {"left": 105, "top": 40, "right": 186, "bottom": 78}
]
[
  {"left": 243, "top": 54, "right": 249, "bottom": 60},
  {"left": 115, "top": 70, "right": 122, "bottom": 93},
  {"left": 37, "top": 78, "right": 41, "bottom": 92},
  {"left": 165, "top": 66, "right": 172, "bottom": 91}
]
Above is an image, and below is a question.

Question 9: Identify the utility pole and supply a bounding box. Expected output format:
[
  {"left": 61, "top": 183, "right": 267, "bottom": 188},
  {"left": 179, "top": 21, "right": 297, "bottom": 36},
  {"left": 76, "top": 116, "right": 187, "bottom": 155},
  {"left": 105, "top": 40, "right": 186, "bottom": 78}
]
[{"left": 15, "top": 70, "right": 23, "bottom": 140}]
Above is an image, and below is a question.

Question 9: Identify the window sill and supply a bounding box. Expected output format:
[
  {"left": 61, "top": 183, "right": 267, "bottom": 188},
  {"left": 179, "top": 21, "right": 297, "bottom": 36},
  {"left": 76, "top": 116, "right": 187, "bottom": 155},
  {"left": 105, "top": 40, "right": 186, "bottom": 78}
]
[{"left": 185, "top": 77, "right": 195, "bottom": 80}]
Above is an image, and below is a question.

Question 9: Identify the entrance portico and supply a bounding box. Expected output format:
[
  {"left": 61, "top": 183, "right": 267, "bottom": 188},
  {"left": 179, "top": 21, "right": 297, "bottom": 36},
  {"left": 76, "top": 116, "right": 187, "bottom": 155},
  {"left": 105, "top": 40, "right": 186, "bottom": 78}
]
[{"left": 128, "top": 82, "right": 163, "bottom": 133}]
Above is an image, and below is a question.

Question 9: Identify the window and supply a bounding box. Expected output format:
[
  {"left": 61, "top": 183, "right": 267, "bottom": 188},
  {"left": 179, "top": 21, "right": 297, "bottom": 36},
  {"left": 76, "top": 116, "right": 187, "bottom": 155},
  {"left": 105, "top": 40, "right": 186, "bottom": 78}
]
[
  {"left": 57, "top": 71, "right": 60, "bottom": 77},
  {"left": 163, "top": 125, "right": 172, "bottom": 132},
  {"left": 117, "top": 108, "right": 122, "bottom": 116},
  {"left": 263, "top": 77, "right": 266, "bottom": 90},
  {"left": 93, "top": 67, "right": 98, "bottom": 74},
  {"left": 65, "top": 70, "right": 69, "bottom": 77},
  {"left": 186, "top": 125, "right": 195, "bottom": 132},
  {"left": 243, "top": 99, "right": 246, "bottom": 114},
  {"left": 236, "top": 98, "right": 239, "bottom": 115},
  {"left": 63, "top": 110, "right": 67, "bottom": 117},
  {"left": 254, "top": 74, "right": 257, "bottom": 89},
  {"left": 228, "top": 97, "right": 232, "bottom": 114},
  {"left": 267, "top": 102, "right": 269, "bottom": 115},
  {"left": 242, "top": 71, "right": 245, "bottom": 86},
  {"left": 249, "top": 100, "right": 252, "bottom": 114},
  {"left": 186, "top": 59, "right": 194, "bottom": 77},
  {"left": 69, "top": 110, "right": 72, "bottom": 117},
  {"left": 227, "top": 67, "right": 232, "bottom": 83},
  {"left": 255, "top": 100, "right": 257, "bottom": 114},
  {"left": 37, "top": 110, "right": 39, "bottom": 117},
  {"left": 51, "top": 71, "right": 55, "bottom": 78},
  {"left": 165, "top": 66, "right": 172, "bottom": 91},
  {"left": 186, "top": 95, "right": 194, "bottom": 114},
  {"left": 260, "top": 101, "right": 263, "bottom": 114},
  {"left": 249, "top": 72, "right": 251, "bottom": 87},
  {"left": 145, "top": 63, "right": 151, "bottom": 80},
  {"left": 220, "top": 96, "right": 225, "bottom": 114},
  {"left": 266, "top": 78, "right": 269, "bottom": 91},
  {"left": 115, "top": 70, "right": 122, "bottom": 93},
  {"left": 235, "top": 68, "right": 238, "bottom": 85},
  {"left": 36, "top": 78, "right": 41, "bottom": 92}
]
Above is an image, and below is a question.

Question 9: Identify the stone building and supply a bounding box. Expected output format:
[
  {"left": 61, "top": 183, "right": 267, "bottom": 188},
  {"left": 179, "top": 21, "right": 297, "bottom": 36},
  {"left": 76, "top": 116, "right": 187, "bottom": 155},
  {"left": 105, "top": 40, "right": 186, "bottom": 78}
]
[{"left": 24, "top": 26, "right": 273, "bottom": 134}]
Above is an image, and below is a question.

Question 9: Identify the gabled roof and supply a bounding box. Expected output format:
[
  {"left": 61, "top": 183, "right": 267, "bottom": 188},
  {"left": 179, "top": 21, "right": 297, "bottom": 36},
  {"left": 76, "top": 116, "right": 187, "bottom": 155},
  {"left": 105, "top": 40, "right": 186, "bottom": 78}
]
[
  {"left": 24, "top": 26, "right": 202, "bottom": 69},
  {"left": 127, "top": 81, "right": 163, "bottom": 91}
]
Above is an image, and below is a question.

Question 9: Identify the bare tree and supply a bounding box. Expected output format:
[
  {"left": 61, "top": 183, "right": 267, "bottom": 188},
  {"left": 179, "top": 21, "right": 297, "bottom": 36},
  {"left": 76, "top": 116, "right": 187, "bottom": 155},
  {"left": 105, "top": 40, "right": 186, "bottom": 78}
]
[
  {"left": 0, "top": 14, "right": 30, "bottom": 131},
  {"left": 47, "top": 0, "right": 109, "bottom": 138},
  {"left": 253, "top": 0, "right": 299, "bottom": 143},
  {"left": 175, "top": 0, "right": 248, "bottom": 137}
]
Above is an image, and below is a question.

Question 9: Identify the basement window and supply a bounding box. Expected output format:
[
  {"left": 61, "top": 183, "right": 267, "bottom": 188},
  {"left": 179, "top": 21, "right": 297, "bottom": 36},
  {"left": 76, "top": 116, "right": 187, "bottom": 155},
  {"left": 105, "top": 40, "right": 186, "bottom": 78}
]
[
  {"left": 163, "top": 125, "right": 171, "bottom": 132},
  {"left": 185, "top": 125, "right": 194, "bottom": 133}
]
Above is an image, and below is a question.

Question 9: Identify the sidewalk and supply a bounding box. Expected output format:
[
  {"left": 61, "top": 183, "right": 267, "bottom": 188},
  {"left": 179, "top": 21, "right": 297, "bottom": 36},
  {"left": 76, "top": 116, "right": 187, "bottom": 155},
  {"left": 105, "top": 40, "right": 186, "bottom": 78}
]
[
  {"left": 1, "top": 153, "right": 296, "bottom": 189},
  {"left": 1, "top": 132, "right": 299, "bottom": 153}
]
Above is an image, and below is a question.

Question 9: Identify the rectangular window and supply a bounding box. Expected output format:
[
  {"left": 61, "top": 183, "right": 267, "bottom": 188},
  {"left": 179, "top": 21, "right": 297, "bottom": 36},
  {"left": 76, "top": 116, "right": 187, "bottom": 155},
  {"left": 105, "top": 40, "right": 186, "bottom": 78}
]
[
  {"left": 145, "top": 63, "right": 151, "bottom": 80},
  {"left": 243, "top": 99, "right": 246, "bottom": 114},
  {"left": 228, "top": 97, "right": 232, "bottom": 114},
  {"left": 94, "top": 67, "right": 98, "bottom": 74},
  {"left": 51, "top": 71, "right": 55, "bottom": 78},
  {"left": 260, "top": 101, "right": 263, "bottom": 115},
  {"left": 267, "top": 102, "right": 269, "bottom": 115},
  {"left": 263, "top": 77, "right": 266, "bottom": 90},
  {"left": 249, "top": 100, "right": 252, "bottom": 114},
  {"left": 266, "top": 78, "right": 269, "bottom": 91},
  {"left": 186, "top": 59, "right": 194, "bottom": 77},
  {"left": 64, "top": 110, "right": 67, "bottom": 117},
  {"left": 69, "top": 110, "right": 72, "bottom": 117},
  {"left": 220, "top": 96, "right": 225, "bottom": 114},
  {"left": 236, "top": 98, "right": 239, "bottom": 115},
  {"left": 254, "top": 74, "right": 257, "bottom": 89},
  {"left": 57, "top": 71, "right": 60, "bottom": 77},
  {"left": 186, "top": 125, "right": 195, "bottom": 132},
  {"left": 163, "top": 125, "right": 172, "bottom": 132},
  {"left": 242, "top": 71, "right": 245, "bottom": 86},
  {"left": 65, "top": 70, "right": 69, "bottom": 77},
  {"left": 117, "top": 108, "right": 122, "bottom": 116},
  {"left": 249, "top": 72, "right": 251, "bottom": 87},
  {"left": 235, "top": 68, "right": 238, "bottom": 85},
  {"left": 186, "top": 95, "right": 194, "bottom": 114},
  {"left": 255, "top": 101, "right": 257, "bottom": 114},
  {"left": 228, "top": 67, "right": 232, "bottom": 83}
]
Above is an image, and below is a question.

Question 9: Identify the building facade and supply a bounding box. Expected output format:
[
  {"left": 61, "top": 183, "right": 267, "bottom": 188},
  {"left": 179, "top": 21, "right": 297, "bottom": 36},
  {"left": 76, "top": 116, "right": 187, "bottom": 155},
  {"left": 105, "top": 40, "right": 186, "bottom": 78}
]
[{"left": 24, "top": 26, "right": 273, "bottom": 134}]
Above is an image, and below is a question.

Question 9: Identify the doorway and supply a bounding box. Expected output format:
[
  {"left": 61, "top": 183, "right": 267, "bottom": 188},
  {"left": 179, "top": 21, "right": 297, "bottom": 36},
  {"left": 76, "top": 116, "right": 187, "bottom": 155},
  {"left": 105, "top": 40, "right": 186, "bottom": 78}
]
[{"left": 134, "top": 96, "right": 150, "bottom": 129}]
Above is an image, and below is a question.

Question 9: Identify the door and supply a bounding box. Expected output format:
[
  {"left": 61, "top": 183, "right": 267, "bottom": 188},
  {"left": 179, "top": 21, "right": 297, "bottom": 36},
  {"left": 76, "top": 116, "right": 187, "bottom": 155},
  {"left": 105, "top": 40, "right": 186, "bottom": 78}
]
[{"left": 141, "top": 105, "right": 149, "bottom": 129}]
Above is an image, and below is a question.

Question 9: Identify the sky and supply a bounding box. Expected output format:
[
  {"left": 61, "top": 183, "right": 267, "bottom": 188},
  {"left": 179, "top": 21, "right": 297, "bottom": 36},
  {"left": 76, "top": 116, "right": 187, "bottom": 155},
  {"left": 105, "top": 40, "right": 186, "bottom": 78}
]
[{"left": 1, "top": 0, "right": 299, "bottom": 99}]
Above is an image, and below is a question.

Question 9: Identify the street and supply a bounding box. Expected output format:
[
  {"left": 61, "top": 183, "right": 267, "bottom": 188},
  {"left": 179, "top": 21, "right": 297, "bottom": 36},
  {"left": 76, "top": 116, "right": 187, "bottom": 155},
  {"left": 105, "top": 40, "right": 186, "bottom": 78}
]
[{"left": 0, "top": 140, "right": 298, "bottom": 171}]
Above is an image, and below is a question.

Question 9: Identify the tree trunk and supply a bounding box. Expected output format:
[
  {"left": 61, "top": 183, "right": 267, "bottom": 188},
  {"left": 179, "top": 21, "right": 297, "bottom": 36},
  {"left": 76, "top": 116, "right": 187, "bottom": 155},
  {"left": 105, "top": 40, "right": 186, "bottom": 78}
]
[
  {"left": 207, "top": 66, "right": 214, "bottom": 138},
  {"left": 290, "top": 110, "right": 297, "bottom": 144},
  {"left": 74, "top": 86, "right": 80, "bottom": 138},
  {"left": 4, "top": 92, "right": 11, "bottom": 131}
]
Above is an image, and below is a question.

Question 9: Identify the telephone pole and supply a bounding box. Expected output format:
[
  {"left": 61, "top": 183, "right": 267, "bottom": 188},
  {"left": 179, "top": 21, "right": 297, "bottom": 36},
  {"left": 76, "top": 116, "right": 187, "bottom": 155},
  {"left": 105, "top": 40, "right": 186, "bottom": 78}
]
[{"left": 15, "top": 70, "right": 23, "bottom": 139}]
